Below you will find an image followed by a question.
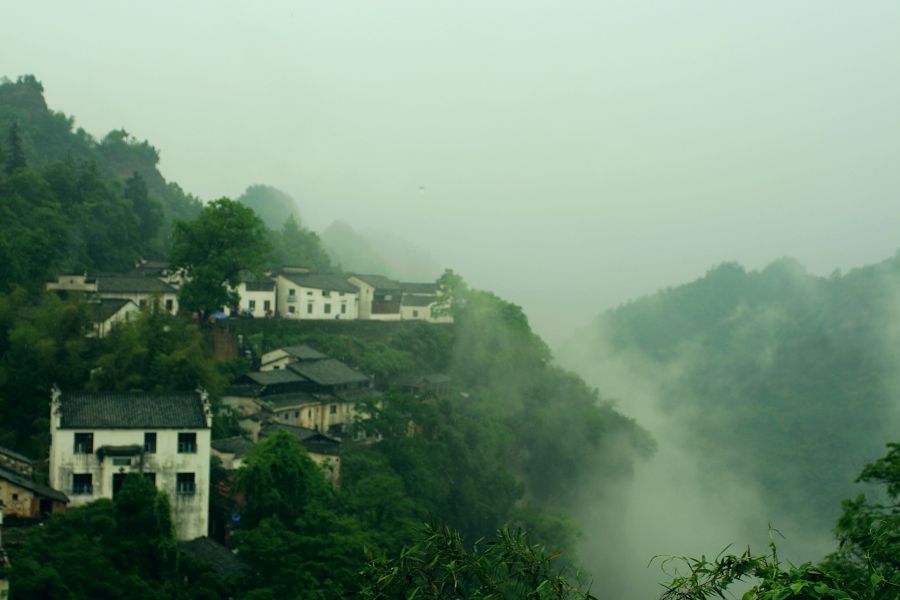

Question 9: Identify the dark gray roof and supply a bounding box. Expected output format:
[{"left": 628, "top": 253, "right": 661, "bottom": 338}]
[
  {"left": 351, "top": 274, "right": 401, "bottom": 291},
  {"left": 179, "top": 537, "right": 248, "bottom": 579},
  {"left": 288, "top": 359, "right": 369, "bottom": 387},
  {"left": 89, "top": 298, "right": 136, "bottom": 322},
  {"left": 238, "top": 370, "right": 308, "bottom": 386},
  {"left": 0, "top": 466, "right": 68, "bottom": 503},
  {"left": 97, "top": 276, "right": 176, "bottom": 294},
  {"left": 401, "top": 282, "right": 438, "bottom": 294},
  {"left": 211, "top": 436, "right": 255, "bottom": 458},
  {"left": 402, "top": 294, "right": 434, "bottom": 307},
  {"left": 282, "top": 344, "right": 328, "bottom": 361},
  {"left": 281, "top": 272, "right": 357, "bottom": 293},
  {"left": 59, "top": 392, "right": 208, "bottom": 429},
  {"left": 223, "top": 384, "right": 264, "bottom": 398},
  {"left": 0, "top": 445, "right": 34, "bottom": 465},
  {"left": 244, "top": 280, "right": 275, "bottom": 292},
  {"left": 266, "top": 392, "right": 322, "bottom": 410},
  {"left": 260, "top": 424, "right": 342, "bottom": 455}
]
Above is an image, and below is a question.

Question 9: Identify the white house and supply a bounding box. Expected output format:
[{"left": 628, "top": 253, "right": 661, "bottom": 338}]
[
  {"left": 49, "top": 388, "right": 212, "bottom": 540},
  {"left": 46, "top": 273, "right": 98, "bottom": 293},
  {"left": 96, "top": 276, "right": 179, "bottom": 314},
  {"left": 88, "top": 298, "right": 141, "bottom": 338},
  {"left": 347, "top": 275, "right": 402, "bottom": 320},
  {"left": 275, "top": 272, "right": 359, "bottom": 320},
  {"left": 259, "top": 344, "right": 328, "bottom": 372},
  {"left": 226, "top": 278, "right": 276, "bottom": 318}
]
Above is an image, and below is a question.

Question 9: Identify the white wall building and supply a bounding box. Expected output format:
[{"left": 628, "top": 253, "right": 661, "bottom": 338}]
[
  {"left": 96, "top": 276, "right": 179, "bottom": 314},
  {"left": 226, "top": 279, "right": 276, "bottom": 318},
  {"left": 49, "top": 388, "right": 212, "bottom": 540},
  {"left": 275, "top": 273, "right": 359, "bottom": 320},
  {"left": 89, "top": 299, "right": 141, "bottom": 338},
  {"left": 347, "top": 275, "right": 402, "bottom": 321}
]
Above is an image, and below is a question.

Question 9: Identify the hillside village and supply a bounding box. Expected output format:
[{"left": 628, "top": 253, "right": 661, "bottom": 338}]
[
  {"left": 46, "top": 261, "right": 453, "bottom": 337},
  {"left": 1, "top": 331, "right": 452, "bottom": 576}
]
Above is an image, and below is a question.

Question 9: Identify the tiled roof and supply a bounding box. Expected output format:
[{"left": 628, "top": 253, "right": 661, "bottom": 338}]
[
  {"left": 179, "top": 537, "right": 248, "bottom": 579},
  {"left": 351, "top": 274, "right": 402, "bottom": 291},
  {"left": 0, "top": 445, "right": 35, "bottom": 465},
  {"left": 210, "top": 436, "right": 255, "bottom": 458},
  {"left": 59, "top": 392, "right": 208, "bottom": 429},
  {"left": 260, "top": 423, "right": 342, "bottom": 455},
  {"left": 89, "top": 298, "right": 136, "bottom": 322},
  {"left": 288, "top": 359, "right": 369, "bottom": 387},
  {"left": 0, "top": 466, "right": 68, "bottom": 503},
  {"left": 282, "top": 344, "right": 328, "bottom": 361},
  {"left": 244, "top": 281, "right": 275, "bottom": 292},
  {"left": 239, "top": 370, "right": 308, "bottom": 386},
  {"left": 402, "top": 294, "right": 434, "bottom": 307},
  {"left": 266, "top": 392, "right": 322, "bottom": 410},
  {"left": 97, "top": 276, "right": 176, "bottom": 294},
  {"left": 400, "top": 282, "right": 438, "bottom": 294},
  {"left": 281, "top": 272, "right": 357, "bottom": 293}
]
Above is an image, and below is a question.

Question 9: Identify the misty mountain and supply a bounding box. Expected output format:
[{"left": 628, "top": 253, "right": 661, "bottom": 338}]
[
  {"left": 0, "top": 75, "right": 202, "bottom": 232},
  {"left": 321, "top": 220, "right": 442, "bottom": 281},
  {"left": 561, "top": 254, "right": 900, "bottom": 541},
  {"left": 236, "top": 184, "right": 297, "bottom": 230}
]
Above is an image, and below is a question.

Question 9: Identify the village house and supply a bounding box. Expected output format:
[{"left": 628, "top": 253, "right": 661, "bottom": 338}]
[
  {"left": 259, "top": 423, "right": 342, "bottom": 482},
  {"left": 347, "top": 274, "right": 403, "bottom": 320},
  {"left": 0, "top": 466, "right": 68, "bottom": 518},
  {"left": 96, "top": 276, "right": 179, "bottom": 314},
  {"left": 259, "top": 343, "right": 328, "bottom": 371},
  {"left": 46, "top": 273, "right": 98, "bottom": 293},
  {"left": 49, "top": 388, "right": 212, "bottom": 540},
  {"left": 399, "top": 281, "right": 453, "bottom": 323},
  {"left": 88, "top": 298, "right": 141, "bottom": 337},
  {"left": 275, "top": 272, "right": 360, "bottom": 319},
  {"left": 0, "top": 446, "right": 34, "bottom": 478},
  {"left": 223, "top": 273, "right": 277, "bottom": 318}
]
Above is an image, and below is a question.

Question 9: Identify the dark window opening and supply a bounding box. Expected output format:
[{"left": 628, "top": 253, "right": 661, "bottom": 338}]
[
  {"left": 72, "top": 473, "right": 92, "bottom": 495},
  {"left": 144, "top": 432, "right": 157, "bottom": 453},
  {"left": 144, "top": 472, "right": 156, "bottom": 485},
  {"left": 177, "top": 432, "right": 197, "bottom": 453},
  {"left": 74, "top": 432, "right": 93, "bottom": 454},
  {"left": 112, "top": 472, "right": 127, "bottom": 497},
  {"left": 176, "top": 472, "right": 196, "bottom": 495}
]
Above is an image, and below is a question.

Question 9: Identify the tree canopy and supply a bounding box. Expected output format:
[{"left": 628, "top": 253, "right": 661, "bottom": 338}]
[{"left": 169, "top": 197, "right": 271, "bottom": 313}]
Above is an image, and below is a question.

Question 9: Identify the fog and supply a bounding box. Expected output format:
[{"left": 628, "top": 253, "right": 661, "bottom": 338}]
[
  {"left": 4, "top": 1, "right": 900, "bottom": 346},
  {"left": 4, "top": 3, "right": 900, "bottom": 595}
]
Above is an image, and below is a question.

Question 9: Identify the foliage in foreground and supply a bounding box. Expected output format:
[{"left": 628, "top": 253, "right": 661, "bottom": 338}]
[
  {"left": 360, "top": 524, "right": 597, "bottom": 600},
  {"left": 658, "top": 442, "right": 900, "bottom": 599}
]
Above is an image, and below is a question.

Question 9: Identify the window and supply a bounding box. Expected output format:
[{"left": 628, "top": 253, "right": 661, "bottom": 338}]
[
  {"left": 413, "top": 310, "right": 419, "bottom": 318},
  {"left": 293, "top": 411, "right": 299, "bottom": 419},
  {"left": 341, "top": 303, "right": 347, "bottom": 314},
  {"left": 12, "top": 493, "right": 18, "bottom": 501},
  {"left": 177, "top": 432, "right": 197, "bottom": 453},
  {"left": 144, "top": 432, "right": 157, "bottom": 453},
  {"left": 288, "top": 288, "right": 296, "bottom": 297},
  {"left": 330, "top": 404, "right": 337, "bottom": 414},
  {"left": 306, "top": 290, "right": 313, "bottom": 295},
  {"left": 307, "top": 303, "right": 313, "bottom": 314},
  {"left": 139, "top": 299, "right": 147, "bottom": 308},
  {"left": 176, "top": 472, "right": 196, "bottom": 495},
  {"left": 165, "top": 299, "right": 174, "bottom": 312},
  {"left": 72, "top": 473, "right": 92, "bottom": 495},
  {"left": 112, "top": 457, "right": 131, "bottom": 466},
  {"left": 249, "top": 300, "right": 256, "bottom": 311},
  {"left": 322, "top": 290, "right": 331, "bottom": 298},
  {"left": 144, "top": 472, "right": 156, "bottom": 485},
  {"left": 264, "top": 300, "right": 271, "bottom": 311},
  {"left": 74, "top": 432, "right": 93, "bottom": 454},
  {"left": 288, "top": 305, "right": 296, "bottom": 314},
  {"left": 324, "top": 303, "right": 332, "bottom": 314}
]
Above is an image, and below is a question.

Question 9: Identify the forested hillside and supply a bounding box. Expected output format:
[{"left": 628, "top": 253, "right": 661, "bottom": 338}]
[
  {"left": 561, "top": 255, "right": 900, "bottom": 537},
  {"left": 0, "top": 75, "right": 655, "bottom": 598}
]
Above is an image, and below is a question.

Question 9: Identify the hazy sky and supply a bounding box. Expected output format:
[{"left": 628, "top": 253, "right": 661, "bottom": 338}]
[{"left": 3, "top": 1, "right": 899, "bottom": 344}]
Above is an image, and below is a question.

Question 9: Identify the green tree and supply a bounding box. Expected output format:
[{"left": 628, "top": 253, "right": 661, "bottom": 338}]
[
  {"left": 5, "top": 121, "right": 26, "bottom": 174},
  {"left": 124, "top": 171, "right": 163, "bottom": 249},
  {"left": 360, "top": 524, "right": 597, "bottom": 600},
  {"left": 271, "top": 213, "right": 333, "bottom": 271},
  {"left": 169, "top": 198, "right": 271, "bottom": 313}
]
